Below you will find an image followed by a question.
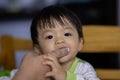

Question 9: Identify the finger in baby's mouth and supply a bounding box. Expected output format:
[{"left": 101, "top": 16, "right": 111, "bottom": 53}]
[{"left": 52, "top": 47, "right": 70, "bottom": 58}]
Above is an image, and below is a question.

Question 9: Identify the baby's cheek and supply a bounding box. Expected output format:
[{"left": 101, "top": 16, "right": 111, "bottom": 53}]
[
  {"left": 70, "top": 42, "right": 80, "bottom": 53},
  {"left": 40, "top": 44, "right": 54, "bottom": 54}
]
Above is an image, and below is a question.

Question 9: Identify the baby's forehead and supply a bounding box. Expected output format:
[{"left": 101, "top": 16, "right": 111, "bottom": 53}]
[
  {"left": 37, "top": 23, "right": 76, "bottom": 34},
  {"left": 38, "top": 24, "right": 73, "bottom": 31},
  {"left": 38, "top": 16, "right": 75, "bottom": 29}
]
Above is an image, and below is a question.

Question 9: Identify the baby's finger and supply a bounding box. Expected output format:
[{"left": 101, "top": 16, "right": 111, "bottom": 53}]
[
  {"left": 45, "top": 71, "right": 54, "bottom": 78},
  {"left": 43, "top": 60, "right": 57, "bottom": 71},
  {"left": 43, "top": 54, "right": 59, "bottom": 65}
]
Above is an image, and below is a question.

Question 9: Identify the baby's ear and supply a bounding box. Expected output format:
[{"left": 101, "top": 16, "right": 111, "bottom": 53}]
[
  {"left": 33, "top": 45, "right": 42, "bottom": 54},
  {"left": 78, "top": 38, "right": 83, "bottom": 51}
]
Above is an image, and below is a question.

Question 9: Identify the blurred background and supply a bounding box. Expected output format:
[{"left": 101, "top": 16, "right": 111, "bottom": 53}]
[{"left": 0, "top": 0, "right": 120, "bottom": 70}]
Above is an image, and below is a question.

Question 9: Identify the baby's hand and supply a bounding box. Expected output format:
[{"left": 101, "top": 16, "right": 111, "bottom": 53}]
[
  {"left": 43, "top": 54, "right": 66, "bottom": 80},
  {"left": 43, "top": 48, "right": 70, "bottom": 80}
]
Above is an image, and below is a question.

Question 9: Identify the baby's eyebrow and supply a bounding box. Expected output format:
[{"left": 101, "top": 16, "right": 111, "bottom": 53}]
[
  {"left": 41, "top": 29, "right": 52, "bottom": 34},
  {"left": 64, "top": 27, "right": 73, "bottom": 30}
]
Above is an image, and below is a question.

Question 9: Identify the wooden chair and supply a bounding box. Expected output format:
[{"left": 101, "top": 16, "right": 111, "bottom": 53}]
[
  {"left": 0, "top": 35, "right": 33, "bottom": 70},
  {"left": 82, "top": 25, "right": 120, "bottom": 52},
  {"left": 0, "top": 25, "right": 120, "bottom": 80},
  {"left": 81, "top": 25, "right": 120, "bottom": 80}
]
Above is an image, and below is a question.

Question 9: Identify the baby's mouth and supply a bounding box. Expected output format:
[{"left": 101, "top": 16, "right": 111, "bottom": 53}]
[{"left": 52, "top": 47, "right": 70, "bottom": 59}]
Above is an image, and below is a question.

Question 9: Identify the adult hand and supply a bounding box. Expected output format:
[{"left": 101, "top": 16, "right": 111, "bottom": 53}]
[{"left": 12, "top": 52, "right": 51, "bottom": 80}]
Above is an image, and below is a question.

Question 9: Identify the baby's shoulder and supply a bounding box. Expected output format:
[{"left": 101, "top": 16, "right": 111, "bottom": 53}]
[{"left": 77, "top": 58, "right": 95, "bottom": 70}]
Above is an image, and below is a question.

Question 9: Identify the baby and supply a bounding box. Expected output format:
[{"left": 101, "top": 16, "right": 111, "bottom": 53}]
[{"left": 0, "top": 5, "right": 100, "bottom": 80}]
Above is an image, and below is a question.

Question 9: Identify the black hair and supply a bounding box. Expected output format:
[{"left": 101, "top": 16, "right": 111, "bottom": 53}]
[{"left": 30, "top": 5, "right": 83, "bottom": 46}]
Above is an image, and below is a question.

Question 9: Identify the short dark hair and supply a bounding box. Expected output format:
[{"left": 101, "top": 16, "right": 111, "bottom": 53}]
[{"left": 30, "top": 5, "right": 83, "bottom": 46}]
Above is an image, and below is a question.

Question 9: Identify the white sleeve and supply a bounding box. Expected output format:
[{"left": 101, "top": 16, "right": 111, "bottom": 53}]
[
  {"left": 0, "top": 69, "right": 17, "bottom": 80},
  {"left": 0, "top": 77, "right": 11, "bottom": 80},
  {"left": 74, "top": 61, "right": 100, "bottom": 80},
  {"left": 10, "top": 69, "right": 17, "bottom": 79}
]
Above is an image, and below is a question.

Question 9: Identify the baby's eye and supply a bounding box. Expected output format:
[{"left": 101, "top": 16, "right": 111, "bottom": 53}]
[
  {"left": 45, "top": 35, "right": 53, "bottom": 39},
  {"left": 64, "top": 33, "right": 72, "bottom": 37}
]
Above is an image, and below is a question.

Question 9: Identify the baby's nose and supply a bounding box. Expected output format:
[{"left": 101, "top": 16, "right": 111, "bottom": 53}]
[{"left": 55, "top": 38, "right": 64, "bottom": 44}]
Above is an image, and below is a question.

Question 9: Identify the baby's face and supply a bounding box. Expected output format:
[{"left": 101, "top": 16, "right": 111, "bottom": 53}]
[{"left": 37, "top": 22, "right": 82, "bottom": 64}]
